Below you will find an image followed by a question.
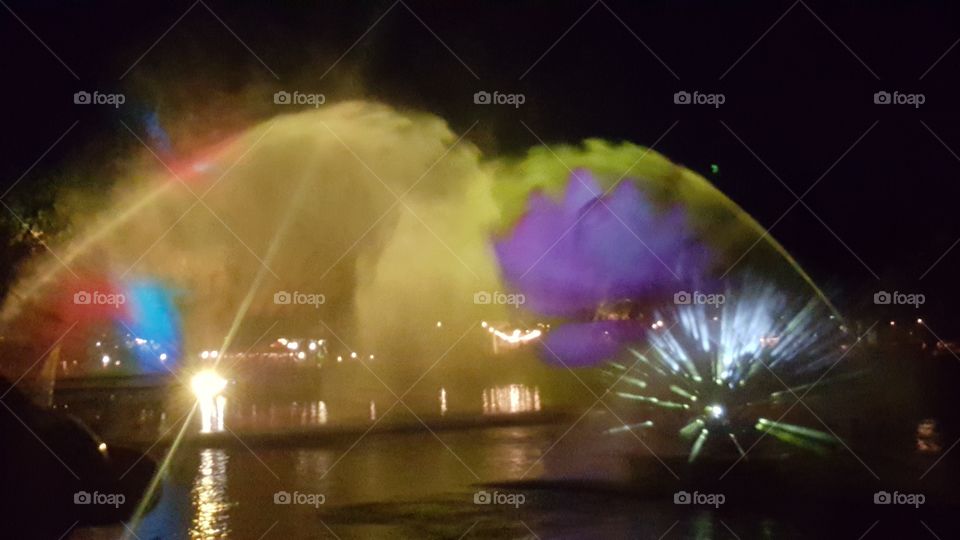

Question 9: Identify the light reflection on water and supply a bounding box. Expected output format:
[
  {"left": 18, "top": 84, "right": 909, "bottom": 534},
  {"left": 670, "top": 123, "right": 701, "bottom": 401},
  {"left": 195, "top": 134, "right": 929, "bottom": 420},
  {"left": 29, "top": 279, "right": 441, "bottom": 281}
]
[
  {"left": 203, "top": 400, "right": 331, "bottom": 434},
  {"left": 57, "top": 381, "right": 547, "bottom": 442},
  {"left": 194, "top": 385, "right": 542, "bottom": 436},
  {"left": 163, "top": 423, "right": 554, "bottom": 539},
  {"left": 190, "top": 449, "right": 231, "bottom": 539},
  {"left": 198, "top": 396, "right": 226, "bottom": 434},
  {"left": 482, "top": 384, "right": 541, "bottom": 415}
]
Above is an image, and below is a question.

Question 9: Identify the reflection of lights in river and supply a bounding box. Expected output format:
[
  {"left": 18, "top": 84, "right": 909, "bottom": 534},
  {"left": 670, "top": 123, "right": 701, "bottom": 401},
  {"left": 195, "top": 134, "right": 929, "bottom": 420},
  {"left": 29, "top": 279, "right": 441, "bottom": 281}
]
[
  {"left": 482, "top": 384, "right": 541, "bottom": 415},
  {"left": 190, "top": 448, "right": 231, "bottom": 539},
  {"left": 197, "top": 396, "right": 226, "bottom": 433},
  {"left": 294, "top": 401, "right": 329, "bottom": 426},
  {"left": 439, "top": 388, "right": 447, "bottom": 416},
  {"left": 318, "top": 401, "right": 328, "bottom": 424},
  {"left": 369, "top": 400, "right": 377, "bottom": 421},
  {"left": 192, "top": 370, "right": 228, "bottom": 433}
]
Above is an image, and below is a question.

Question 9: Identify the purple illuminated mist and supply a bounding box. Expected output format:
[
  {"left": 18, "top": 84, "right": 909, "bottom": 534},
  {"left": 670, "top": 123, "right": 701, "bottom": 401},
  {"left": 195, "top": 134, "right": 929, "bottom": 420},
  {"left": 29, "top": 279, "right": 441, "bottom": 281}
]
[{"left": 494, "top": 170, "right": 712, "bottom": 367}]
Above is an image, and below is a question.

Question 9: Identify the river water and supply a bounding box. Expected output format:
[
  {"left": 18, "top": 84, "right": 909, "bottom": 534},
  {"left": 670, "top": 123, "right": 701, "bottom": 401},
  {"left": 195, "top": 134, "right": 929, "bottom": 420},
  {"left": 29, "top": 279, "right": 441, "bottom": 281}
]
[{"left": 59, "top": 373, "right": 958, "bottom": 540}]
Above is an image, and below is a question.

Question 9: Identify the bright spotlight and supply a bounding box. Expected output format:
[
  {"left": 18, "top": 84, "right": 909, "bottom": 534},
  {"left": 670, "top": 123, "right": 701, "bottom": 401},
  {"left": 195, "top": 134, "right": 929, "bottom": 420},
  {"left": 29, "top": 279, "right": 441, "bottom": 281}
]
[
  {"left": 191, "top": 370, "right": 227, "bottom": 400},
  {"left": 707, "top": 404, "right": 725, "bottom": 419}
]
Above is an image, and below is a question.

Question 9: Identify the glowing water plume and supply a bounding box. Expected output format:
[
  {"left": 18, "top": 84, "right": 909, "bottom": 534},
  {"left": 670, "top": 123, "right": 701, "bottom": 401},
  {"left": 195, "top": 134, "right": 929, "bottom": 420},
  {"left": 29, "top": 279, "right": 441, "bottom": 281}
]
[
  {"left": 606, "top": 284, "right": 850, "bottom": 460},
  {"left": 213, "top": 151, "right": 318, "bottom": 362},
  {"left": 2, "top": 179, "right": 178, "bottom": 321},
  {"left": 2, "top": 102, "right": 506, "bottom": 378},
  {"left": 491, "top": 139, "right": 840, "bottom": 318}
]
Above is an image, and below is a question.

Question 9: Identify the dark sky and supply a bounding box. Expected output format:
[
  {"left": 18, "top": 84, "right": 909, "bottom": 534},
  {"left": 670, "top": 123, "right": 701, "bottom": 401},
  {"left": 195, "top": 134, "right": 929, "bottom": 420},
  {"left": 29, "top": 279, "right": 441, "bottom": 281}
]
[{"left": 1, "top": 0, "right": 958, "bottom": 329}]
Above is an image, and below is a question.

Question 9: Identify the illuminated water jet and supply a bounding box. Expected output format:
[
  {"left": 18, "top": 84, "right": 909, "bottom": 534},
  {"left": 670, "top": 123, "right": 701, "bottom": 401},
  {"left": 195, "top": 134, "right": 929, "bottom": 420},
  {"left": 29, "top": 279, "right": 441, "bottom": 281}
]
[{"left": 605, "top": 285, "right": 854, "bottom": 460}]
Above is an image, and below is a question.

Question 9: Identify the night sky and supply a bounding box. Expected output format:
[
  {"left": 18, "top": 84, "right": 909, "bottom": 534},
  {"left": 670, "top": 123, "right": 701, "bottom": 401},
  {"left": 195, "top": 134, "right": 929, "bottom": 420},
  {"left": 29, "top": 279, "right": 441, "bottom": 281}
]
[{"left": 2, "top": 0, "right": 959, "bottom": 329}]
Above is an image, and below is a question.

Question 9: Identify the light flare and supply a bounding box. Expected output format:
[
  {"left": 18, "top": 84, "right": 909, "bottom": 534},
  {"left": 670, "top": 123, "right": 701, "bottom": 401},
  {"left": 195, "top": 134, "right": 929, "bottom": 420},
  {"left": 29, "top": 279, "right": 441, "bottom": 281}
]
[{"left": 606, "top": 285, "right": 851, "bottom": 460}]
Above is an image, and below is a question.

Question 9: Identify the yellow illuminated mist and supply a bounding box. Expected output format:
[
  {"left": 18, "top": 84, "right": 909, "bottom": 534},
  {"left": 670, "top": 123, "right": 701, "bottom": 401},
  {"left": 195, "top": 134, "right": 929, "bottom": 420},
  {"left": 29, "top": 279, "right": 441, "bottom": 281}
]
[
  {"left": 1, "top": 101, "right": 835, "bottom": 385},
  {"left": 2, "top": 102, "right": 508, "bottom": 379}
]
